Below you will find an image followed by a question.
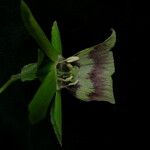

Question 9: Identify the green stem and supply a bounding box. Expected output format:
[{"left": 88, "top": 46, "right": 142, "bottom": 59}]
[{"left": 0, "top": 74, "right": 21, "bottom": 93}]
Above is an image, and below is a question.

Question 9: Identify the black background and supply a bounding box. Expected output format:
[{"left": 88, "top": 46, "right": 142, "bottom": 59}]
[{"left": 0, "top": 0, "right": 147, "bottom": 149}]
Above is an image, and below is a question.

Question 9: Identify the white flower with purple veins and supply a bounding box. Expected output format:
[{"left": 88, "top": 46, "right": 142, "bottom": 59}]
[
  {"left": 0, "top": 0, "right": 116, "bottom": 146},
  {"left": 57, "top": 29, "right": 116, "bottom": 104}
]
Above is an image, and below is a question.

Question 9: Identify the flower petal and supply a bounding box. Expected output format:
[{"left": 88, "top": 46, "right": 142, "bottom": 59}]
[{"left": 69, "top": 29, "right": 116, "bottom": 104}]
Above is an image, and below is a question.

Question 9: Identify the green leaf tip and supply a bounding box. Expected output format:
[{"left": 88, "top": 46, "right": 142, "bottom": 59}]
[
  {"left": 50, "top": 91, "right": 62, "bottom": 145},
  {"left": 51, "top": 20, "right": 62, "bottom": 55},
  {"left": 20, "top": 0, "right": 58, "bottom": 62}
]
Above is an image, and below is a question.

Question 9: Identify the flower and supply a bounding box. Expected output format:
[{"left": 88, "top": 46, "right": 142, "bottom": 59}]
[{"left": 57, "top": 29, "right": 116, "bottom": 104}]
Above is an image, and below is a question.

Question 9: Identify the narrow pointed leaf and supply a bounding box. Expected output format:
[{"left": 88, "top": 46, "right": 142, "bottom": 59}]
[
  {"left": 50, "top": 90, "right": 62, "bottom": 145},
  {"left": 51, "top": 21, "right": 62, "bottom": 55},
  {"left": 51, "top": 20, "right": 62, "bottom": 145},
  {"left": 29, "top": 65, "right": 57, "bottom": 124},
  {"left": 20, "top": 0, "right": 58, "bottom": 61}
]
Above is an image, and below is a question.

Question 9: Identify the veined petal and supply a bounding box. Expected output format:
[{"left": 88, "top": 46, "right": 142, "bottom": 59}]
[{"left": 68, "top": 29, "right": 116, "bottom": 104}]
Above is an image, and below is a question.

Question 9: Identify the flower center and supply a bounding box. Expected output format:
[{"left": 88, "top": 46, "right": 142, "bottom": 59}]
[{"left": 56, "top": 56, "right": 79, "bottom": 89}]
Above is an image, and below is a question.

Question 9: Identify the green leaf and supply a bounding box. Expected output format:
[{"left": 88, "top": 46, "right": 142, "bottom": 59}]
[
  {"left": 51, "top": 21, "right": 62, "bottom": 145},
  {"left": 20, "top": 0, "right": 58, "bottom": 61},
  {"left": 21, "top": 63, "right": 37, "bottom": 82},
  {"left": 50, "top": 90, "right": 62, "bottom": 145},
  {"left": 29, "top": 64, "right": 57, "bottom": 124},
  {"left": 51, "top": 21, "right": 62, "bottom": 55}
]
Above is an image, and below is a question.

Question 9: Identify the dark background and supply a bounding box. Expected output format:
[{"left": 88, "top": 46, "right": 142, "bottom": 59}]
[{"left": 0, "top": 0, "right": 146, "bottom": 149}]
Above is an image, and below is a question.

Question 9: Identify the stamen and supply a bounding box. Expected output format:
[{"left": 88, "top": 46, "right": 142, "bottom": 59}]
[
  {"left": 68, "top": 80, "right": 79, "bottom": 86},
  {"left": 58, "top": 76, "right": 73, "bottom": 82},
  {"left": 66, "top": 64, "right": 73, "bottom": 70},
  {"left": 65, "top": 56, "right": 79, "bottom": 63}
]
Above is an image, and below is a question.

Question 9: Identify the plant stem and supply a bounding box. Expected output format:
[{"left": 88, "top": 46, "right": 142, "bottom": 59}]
[{"left": 0, "top": 74, "right": 21, "bottom": 93}]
